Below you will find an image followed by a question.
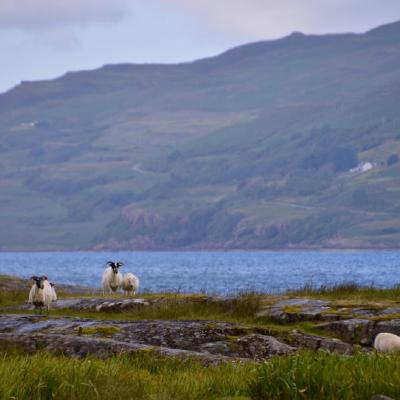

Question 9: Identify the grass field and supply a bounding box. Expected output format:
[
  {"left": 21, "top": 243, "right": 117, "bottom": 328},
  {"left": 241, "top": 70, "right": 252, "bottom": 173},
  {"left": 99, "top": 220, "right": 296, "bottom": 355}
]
[
  {"left": 0, "top": 351, "right": 255, "bottom": 400},
  {"left": 1, "top": 350, "right": 400, "bottom": 399},
  {"left": 249, "top": 351, "right": 400, "bottom": 400},
  {"left": 289, "top": 282, "right": 400, "bottom": 301}
]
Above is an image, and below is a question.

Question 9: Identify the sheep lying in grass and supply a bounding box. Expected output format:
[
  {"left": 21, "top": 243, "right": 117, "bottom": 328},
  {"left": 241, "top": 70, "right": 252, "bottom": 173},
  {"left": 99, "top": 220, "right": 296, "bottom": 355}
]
[
  {"left": 122, "top": 273, "right": 139, "bottom": 296},
  {"left": 28, "top": 276, "right": 53, "bottom": 313},
  {"left": 374, "top": 332, "right": 400, "bottom": 353},
  {"left": 102, "top": 261, "right": 124, "bottom": 294}
]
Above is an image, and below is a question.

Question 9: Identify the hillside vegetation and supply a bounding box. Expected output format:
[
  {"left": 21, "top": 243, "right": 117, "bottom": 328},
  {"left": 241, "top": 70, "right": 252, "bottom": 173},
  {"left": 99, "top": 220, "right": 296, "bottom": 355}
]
[{"left": 1, "top": 21, "right": 400, "bottom": 250}]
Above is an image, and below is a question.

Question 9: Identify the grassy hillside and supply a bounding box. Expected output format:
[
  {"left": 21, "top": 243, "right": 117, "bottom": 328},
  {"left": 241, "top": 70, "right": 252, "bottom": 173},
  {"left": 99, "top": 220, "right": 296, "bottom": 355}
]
[{"left": 1, "top": 21, "right": 400, "bottom": 250}]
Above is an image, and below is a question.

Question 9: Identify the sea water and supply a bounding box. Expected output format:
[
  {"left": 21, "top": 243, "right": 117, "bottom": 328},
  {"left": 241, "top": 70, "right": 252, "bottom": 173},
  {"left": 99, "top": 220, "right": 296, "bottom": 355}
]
[{"left": 1, "top": 250, "right": 399, "bottom": 295}]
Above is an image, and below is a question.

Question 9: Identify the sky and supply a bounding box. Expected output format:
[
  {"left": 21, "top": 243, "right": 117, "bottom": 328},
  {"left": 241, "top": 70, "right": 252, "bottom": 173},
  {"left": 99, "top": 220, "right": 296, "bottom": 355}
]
[{"left": 1, "top": 0, "right": 400, "bottom": 93}]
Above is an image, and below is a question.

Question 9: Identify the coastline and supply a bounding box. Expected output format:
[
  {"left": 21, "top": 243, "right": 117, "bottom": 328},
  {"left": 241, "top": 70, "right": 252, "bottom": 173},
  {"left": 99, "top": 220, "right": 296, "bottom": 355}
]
[{"left": 1, "top": 246, "right": 399, "bottom": 253}]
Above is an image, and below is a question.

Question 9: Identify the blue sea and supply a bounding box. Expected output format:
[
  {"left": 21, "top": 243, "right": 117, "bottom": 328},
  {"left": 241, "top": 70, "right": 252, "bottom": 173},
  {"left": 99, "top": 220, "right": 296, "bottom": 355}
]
[{"left": 0, "top": 251, "right": 399, "bottom": 295}]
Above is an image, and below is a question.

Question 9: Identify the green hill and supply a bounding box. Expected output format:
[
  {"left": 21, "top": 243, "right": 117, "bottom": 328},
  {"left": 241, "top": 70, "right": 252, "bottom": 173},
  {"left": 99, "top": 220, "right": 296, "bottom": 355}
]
[{"left": 1, "top": 20, "right": 400, "bottom": 250}]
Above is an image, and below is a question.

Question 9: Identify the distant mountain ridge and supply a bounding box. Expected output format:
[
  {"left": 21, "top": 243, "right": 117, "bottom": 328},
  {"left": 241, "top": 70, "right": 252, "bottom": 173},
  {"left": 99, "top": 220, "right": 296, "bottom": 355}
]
[{"left": 1, "top": 20, "right": 400, "bottom": 250}]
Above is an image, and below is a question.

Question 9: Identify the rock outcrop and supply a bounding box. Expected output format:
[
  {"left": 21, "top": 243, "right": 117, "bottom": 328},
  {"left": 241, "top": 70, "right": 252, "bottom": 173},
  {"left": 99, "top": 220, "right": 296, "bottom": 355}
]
[
  {"left": 5, "top": 291, "right": 400, "bottom": 361},
  {"left": 0, "top": 315, "right": 296, "bottom": 363}
]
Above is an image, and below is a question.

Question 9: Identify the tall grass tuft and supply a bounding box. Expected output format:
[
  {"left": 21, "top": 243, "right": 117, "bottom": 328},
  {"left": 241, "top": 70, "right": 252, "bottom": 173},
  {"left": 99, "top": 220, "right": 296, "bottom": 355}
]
[
  {"left": 0, "top": 288, "right": 27, "bottom": 307},
  {"left": 0, "top": 351, "right": 255, "bottom": 400},
  {"left": 288, "top": 281, "right": 400, "bottom": 301},
  {"left": 44, "top": 291, "right": 264, "bottom": 324},
  {"left": 136, "top": 291, "right": 263, "bottom": 322},
  {"left": 248, "top": 351, "right": 400, "bottom": 400}
]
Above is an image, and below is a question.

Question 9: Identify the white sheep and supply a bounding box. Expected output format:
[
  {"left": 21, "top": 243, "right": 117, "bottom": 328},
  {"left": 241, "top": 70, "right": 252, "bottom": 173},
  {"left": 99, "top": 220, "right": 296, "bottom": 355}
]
[
  {"left": 42, "top": 276, "right": 57, "bottom": 302},
  {"left": 102, "top": 261, "right": 124, "bottom": 294},
  {"left": 122, "top": 272, "right": 139, "bottom": 296},
  {"left": 374, "top": 332, "right": 400, "bottom": 353},
  {"left": 49, "top": 282, "right": 57, "bottom": 302},
  {"left": 28, "top": 276, "right": 53, "bottom": 313}
]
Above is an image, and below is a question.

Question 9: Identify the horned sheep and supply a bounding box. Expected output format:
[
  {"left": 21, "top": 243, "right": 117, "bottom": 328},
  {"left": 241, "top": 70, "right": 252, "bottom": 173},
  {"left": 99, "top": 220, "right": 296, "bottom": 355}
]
[
  {"left": 102, "top": 261, "right": 124, "bottom": 294},
  {"left": 28, "top": 276, "right": 53, "bottom": 312}
]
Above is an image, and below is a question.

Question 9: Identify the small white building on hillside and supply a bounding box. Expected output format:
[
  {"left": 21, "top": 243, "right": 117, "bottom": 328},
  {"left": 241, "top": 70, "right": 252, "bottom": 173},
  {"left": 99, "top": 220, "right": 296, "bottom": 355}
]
[{"left": 350, "top": 162, "right": 374, "bottom": 174}]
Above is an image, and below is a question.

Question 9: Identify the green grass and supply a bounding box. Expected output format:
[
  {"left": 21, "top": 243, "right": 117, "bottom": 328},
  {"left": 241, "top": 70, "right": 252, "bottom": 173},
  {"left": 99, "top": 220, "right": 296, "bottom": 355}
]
[
  {"left": 3, "top": 350, "right": 400, "bottom": 399},
  {"left": 0, "top": 351, "right": 255, "bottom": 400},
  {"left": 0, "top": 284, "right": 264, "bottom": 322},
  {"left": 36, "top": 292, "right": 264, "bottom": 325},
  {"left": 78, "top": 325, "right": 121, "bottom": 336},
  {"left": 0, "top": 288, "right": 28, "bottom": 307},
  {"left": 248, "top": 351, "right": 400, "bottom": 400},
  {"left": 288, "top": 282, "right": 400, "bottom": 301}
]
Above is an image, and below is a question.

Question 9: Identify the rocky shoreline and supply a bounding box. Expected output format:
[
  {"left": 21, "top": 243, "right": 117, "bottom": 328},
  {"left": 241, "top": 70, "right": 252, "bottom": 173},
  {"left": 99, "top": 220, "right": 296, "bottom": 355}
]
[
  {"left": 3, "top": 295, "right": 400, "bottom": 363},
  {"left": 2, "top": 275, "right": 400, "bottom": 364}
]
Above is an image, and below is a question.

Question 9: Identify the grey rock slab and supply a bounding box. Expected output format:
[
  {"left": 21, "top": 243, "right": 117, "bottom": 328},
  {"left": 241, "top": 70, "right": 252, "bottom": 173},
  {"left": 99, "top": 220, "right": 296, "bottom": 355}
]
[
  {"left": 370, "top": 396, "right": 395, "bottom": 400},
  {"left": 114, "top": 320, "right": 251, "bottom": 350},
  {"left": 236, "top": 334, "right": 296, "bottom": 358},
  {"left": 0, "top": 314, "right": 107, "bottom": 334},
  {"left": 14, "top": 297, "right": 150, "bottom": 312},
  {"left": 0, "top": 333, "right": 237, "bottom": 365},
  {"left": 374, "top": 319, "right": 400, "bottom": 338},
  {"left": 200, "top": 341, "right": 232, "bottom": 356},
  {"left": 95, "top": 298, "right": 149, "bottom": 312},
  {"left": 350, "top": 308, "right": 380, "bottom": 318},
  {"left": 15, "top": 318, "right": 75, "bottom": 334},
  {"left": 258, "top": 298, "right": 331, "bottom": 322},
  {"left": 324, "top": 319, "right": 375, "bottom": 345},
  {"left": 379, "top": 308, "right": 400, "bottom": 316},
  {"left": 54, "top": 298, "right": 150, "bottom": 312},
  {"left": 0, "top": 314, "right": 45, "bottom": 333},
  {"left": 200, "top": 334, "right": 295, "bottom": 360},
  {"left": 290, "top": 330, "right": 354, "bottom": 354},
  {"left": 0, "top": 316, "right": 290, "bottom": 360}
]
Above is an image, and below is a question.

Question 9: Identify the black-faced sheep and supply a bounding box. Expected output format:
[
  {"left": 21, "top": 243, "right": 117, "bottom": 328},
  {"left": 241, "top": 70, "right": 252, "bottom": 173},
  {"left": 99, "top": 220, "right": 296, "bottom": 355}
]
[
  {"left": 28, "top": 276, "right": 53, "bottom": 312},
  {"left": 102, "top": 261, "right": 124, "bottom": 294},
  {"left": 49, "top": 282, "right": 57, "bottom": 302}
]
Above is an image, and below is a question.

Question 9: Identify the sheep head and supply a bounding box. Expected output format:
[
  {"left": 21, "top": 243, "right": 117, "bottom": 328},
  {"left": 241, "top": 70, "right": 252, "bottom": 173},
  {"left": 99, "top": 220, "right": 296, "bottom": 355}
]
[
  {"left": 107, "top": 261, "right": 124, "bottom": 274},
  {"left": 31, "top": 275, "right": 46, "bottom": 289}
]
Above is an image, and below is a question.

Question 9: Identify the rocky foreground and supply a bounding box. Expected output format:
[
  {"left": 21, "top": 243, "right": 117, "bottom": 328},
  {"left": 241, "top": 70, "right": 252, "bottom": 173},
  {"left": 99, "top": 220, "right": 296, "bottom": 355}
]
[{"left": 3, "top": 290, "right": 400, "bottom": 364}]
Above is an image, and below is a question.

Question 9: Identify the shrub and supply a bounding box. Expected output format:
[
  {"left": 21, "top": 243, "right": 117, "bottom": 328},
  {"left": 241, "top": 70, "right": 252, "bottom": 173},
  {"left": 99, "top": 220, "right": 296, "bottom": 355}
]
[{"left": 387, "top": 154, "right": 399, "bottom": 166}]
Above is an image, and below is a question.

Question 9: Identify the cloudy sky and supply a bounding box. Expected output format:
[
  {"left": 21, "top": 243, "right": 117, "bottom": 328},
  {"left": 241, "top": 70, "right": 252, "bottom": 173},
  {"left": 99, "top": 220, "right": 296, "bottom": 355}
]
[{"left": 1, "top": 0, "right": 399, "bottom": 93}]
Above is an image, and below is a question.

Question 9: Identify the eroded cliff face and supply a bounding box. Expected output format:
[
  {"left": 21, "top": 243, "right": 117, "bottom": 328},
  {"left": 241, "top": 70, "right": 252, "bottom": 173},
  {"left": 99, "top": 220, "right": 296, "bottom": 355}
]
[{"left": 92, "top": 207, "right": 368, "bottom": 251}]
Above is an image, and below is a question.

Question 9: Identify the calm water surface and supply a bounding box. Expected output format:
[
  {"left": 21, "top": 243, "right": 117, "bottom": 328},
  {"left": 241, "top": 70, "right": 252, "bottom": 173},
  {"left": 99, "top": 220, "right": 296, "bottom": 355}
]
[{"left": 0, "top": 251, "right": 399, "bottom": 295}]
